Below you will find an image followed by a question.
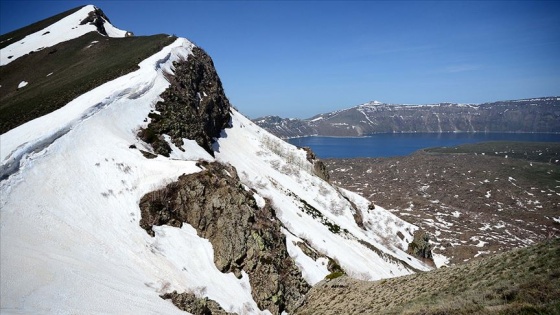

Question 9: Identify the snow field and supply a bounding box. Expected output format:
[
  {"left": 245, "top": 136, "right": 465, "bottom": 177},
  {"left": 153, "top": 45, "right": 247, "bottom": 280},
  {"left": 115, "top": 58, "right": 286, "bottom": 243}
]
[
  {"left": 2, "top": 24, "right": 432, "bottom": 314},
  {"left": 1, "top": 38, "right": 265, "bottom": 314}
]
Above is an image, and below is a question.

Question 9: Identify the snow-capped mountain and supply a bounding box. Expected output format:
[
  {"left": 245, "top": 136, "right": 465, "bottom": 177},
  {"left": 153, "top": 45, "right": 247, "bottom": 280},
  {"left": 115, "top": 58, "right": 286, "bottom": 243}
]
[
  {"left": 1, "top": 5, "right": 431, "bottom": 315},
  {"left": 1, "top": 5, "right": 129, "bottom": 66},
  {"left": 255, "top": 97, "right": 560, "bottom": 138}
]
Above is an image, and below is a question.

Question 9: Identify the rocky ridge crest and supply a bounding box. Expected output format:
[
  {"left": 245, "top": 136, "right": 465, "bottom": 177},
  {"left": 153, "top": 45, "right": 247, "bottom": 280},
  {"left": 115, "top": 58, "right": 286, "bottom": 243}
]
[{"left": 139, "top": 46, "right": 231, "bottom": 156}]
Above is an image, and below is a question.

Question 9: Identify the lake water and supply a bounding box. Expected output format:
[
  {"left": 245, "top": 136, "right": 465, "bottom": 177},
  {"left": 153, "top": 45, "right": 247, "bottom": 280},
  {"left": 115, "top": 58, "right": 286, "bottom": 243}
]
[{"left": 287, "top": 133, "right": 560, "bottom": 158}]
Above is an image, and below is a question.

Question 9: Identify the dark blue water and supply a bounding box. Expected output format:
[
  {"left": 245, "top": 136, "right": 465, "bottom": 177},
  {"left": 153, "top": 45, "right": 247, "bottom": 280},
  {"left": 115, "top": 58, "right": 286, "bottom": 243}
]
[{"left": 287, "top": 133, "right": 560, "bottom": 158}]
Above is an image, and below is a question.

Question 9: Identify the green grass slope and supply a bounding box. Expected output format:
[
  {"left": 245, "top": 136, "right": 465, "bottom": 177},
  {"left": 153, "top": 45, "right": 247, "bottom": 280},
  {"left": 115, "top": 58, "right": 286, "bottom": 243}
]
[
  {"left": 0, "top": 32, "right": 176, "bottom": 133},
  {"left": 295, "top": 239, "right": 560, "bottom": 314}
]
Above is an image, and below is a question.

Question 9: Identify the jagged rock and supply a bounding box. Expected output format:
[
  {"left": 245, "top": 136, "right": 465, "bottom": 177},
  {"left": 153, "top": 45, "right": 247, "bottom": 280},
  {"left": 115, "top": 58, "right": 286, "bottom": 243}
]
[
  {"left": 139, "top": 161, "right": 309, "bottom": 314},
  {"left": 161, "top": 291, "right": 234, "bottom": 315},
  {"left": 301, "top": 147, "right": 329, "bottom": 181},
  {"left": 138, "top": 47, "right": 231, "bottom": 156},
  {"left": 80, "top": 7, "right": 111, "bottom": 36},
  {"left": 408, "top": 230, "right": 433, "bottom": 260}
]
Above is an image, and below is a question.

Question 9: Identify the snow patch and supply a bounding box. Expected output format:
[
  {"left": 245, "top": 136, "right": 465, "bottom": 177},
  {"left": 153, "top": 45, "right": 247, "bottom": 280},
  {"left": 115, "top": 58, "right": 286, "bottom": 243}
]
[{"left": 432, "top": 252, "right": 449, "bottom": 268}]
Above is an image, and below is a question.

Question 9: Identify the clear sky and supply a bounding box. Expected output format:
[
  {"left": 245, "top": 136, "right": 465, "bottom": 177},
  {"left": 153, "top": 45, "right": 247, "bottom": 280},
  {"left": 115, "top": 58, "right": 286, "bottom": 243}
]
[{"left": 1, "top": 1, "right": 559, "bottom": 119}]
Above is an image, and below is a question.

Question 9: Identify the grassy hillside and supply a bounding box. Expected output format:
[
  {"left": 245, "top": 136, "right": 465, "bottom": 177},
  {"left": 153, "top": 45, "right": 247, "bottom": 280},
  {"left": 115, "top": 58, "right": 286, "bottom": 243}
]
[
  {"left": 0, "top": 32, "right": 176, "bottom": 133},
  {"left": 295, "top": 239, "right": 560, "bottom": 314},
  {"left": 0, "top": 5, "right": 83, "bottom": 49}
]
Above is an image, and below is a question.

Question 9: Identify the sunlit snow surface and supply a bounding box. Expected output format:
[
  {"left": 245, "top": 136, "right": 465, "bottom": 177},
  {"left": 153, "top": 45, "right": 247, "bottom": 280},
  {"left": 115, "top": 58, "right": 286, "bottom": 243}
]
[
  {"left": 215, "top": 112, "right": 430, "bottom": 284},
  {"left": 1, "top": 37, "right": 263, "bottom": 315},
  {"left": 0, "top": 5, "right": 127, "bottom": 66},
  {"left": 1, "top": 34, "right": 430, "bottom": 314}
]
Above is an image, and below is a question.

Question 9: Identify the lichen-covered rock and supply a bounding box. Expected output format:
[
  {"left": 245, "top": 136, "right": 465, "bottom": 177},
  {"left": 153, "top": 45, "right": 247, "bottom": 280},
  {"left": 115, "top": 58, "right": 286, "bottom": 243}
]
[
  {"left": 161, "top": 291, "right": 234, "bottom": 315},
  {"left": 138, "top": 47, "right": 231, "bottom": 156},
  {"left": 139, "top": 161, "right": 309, "bottom": 314},
  {"left": 408, "top": 230, "right": 433, "bottom": 260}
]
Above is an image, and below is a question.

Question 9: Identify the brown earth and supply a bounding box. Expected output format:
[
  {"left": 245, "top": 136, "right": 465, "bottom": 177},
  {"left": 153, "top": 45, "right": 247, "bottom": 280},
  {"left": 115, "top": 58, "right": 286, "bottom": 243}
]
[{"left": 324, "top": 144, "right": 560, "bottom": 265}]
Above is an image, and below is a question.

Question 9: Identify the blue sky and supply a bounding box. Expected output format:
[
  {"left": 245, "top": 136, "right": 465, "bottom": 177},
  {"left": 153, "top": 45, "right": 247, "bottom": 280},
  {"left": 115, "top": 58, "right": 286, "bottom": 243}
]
[{"left": 1, "top": 1, "right": 559, "bottom": 119}]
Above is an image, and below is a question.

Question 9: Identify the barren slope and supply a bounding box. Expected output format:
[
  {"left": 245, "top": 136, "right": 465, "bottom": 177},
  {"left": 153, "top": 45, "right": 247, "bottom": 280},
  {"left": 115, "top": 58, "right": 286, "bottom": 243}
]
[{"left": 325, "top": 142, "right": 560, "bottom": 265}]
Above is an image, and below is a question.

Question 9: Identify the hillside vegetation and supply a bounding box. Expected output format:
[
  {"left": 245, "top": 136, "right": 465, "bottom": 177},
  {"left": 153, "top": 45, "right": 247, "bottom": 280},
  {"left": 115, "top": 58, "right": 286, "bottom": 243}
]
[
  {"left": 295, "top": 239, "right": 560, "bottom": 314},
  {"left": 0, "top": 32, "right": 175, "bottom": 133}
]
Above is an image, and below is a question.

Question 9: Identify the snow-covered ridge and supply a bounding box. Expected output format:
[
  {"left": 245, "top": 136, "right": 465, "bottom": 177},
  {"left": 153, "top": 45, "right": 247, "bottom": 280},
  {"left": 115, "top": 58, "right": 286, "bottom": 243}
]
[
  {"left": 0, "top": 5, "right": 434, "bottom": 312},
  {"left": 0, "top": 4, "right": 127, "bottom": 66},
  {"left": 0, "top": 31, "right": 430, "bottom": 313},
  {"left": 1, "top": 37, "right": 206, "bottom": 314}
]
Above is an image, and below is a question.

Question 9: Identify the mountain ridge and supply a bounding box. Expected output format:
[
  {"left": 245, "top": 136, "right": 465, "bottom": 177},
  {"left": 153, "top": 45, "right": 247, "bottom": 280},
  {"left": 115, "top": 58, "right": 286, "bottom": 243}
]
[
  {"left": 255, "top": 97, "right": 560, "bottom": 138},
  {"left": 1, "top": 5, "right": 432, "bottom": 314}
]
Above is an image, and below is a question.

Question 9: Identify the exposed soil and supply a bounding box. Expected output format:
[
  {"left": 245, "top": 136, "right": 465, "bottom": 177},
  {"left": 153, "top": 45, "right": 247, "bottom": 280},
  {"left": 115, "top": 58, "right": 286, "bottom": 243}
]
[{"left": 324, "top": 142, "right": 560, "bottom": 265}]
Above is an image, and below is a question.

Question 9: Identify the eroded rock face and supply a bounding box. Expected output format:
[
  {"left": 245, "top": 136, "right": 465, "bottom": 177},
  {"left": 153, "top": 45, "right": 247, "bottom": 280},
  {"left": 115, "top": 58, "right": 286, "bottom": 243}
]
[
  {"left": 139, "top": 161, "right": 309, "bottom": 314},
  {"left": 138, "top": 47, "right": 231, "bottom": 156},
  {"left": 302, "top": 147, "right": 330, "bottom": 182}
]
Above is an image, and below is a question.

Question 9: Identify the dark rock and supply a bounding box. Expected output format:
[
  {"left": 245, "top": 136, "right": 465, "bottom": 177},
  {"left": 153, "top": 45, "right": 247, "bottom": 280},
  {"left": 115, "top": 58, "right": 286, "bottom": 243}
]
[
  {"left": 407, "top": 230, "right": 433, "bottom": 260},
  {"left": 138, "top": 47, "right": 231, "bottom": 157},
  {"left": 140, "top": 150, "right": 157, "bottom": 159},
  {"left": 80, "top": 7, "right": 111, "bottom": 36},
  {"left": 161, "top": 291, "right": 234, "bottom": 315},
  {"left": 139, "top": 161, "right": 309, "bottom": 314},
  {"left": 301, "top": 147, "right": 329, "bottom": 181}
]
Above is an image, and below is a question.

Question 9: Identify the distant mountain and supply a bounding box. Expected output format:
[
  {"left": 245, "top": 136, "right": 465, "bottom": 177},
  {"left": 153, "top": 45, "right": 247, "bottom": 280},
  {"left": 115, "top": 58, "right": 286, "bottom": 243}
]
[
  {"left": 254, "top": 97, "right": 560, "bottom": 138},
  {"left": 0, "top": 5, "right": 431, "bottom": 314}
]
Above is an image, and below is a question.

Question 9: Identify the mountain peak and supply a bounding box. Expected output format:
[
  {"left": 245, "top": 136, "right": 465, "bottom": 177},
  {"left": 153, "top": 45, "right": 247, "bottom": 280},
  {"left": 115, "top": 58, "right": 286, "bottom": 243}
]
[
  {"left": 0, "top": 4, "right": 129, "bottom": 66},
  {"left": 79, "top": 5, "right": 131, "bottom": 37}
]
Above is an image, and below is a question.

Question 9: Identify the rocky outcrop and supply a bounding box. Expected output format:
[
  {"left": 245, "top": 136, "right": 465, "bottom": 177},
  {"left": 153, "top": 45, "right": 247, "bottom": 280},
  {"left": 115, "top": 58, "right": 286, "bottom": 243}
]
[
  {"left": 407, "top": 230, "right": 433, "bottom": 260},
  {"left": 139, "top": 161, "right": 309, "bottom": 314},
  {"left": 80, "top": 7, "right": 111, "bottom": 36},
  {"left": 302, "top": 147, "right": 329, "bottom": 182},
  {"left": 138, "top": 47, "right": 231, "bottom": 156},
  {"left": 160, "top": 291, "right": 234, "bottom": 315}
]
